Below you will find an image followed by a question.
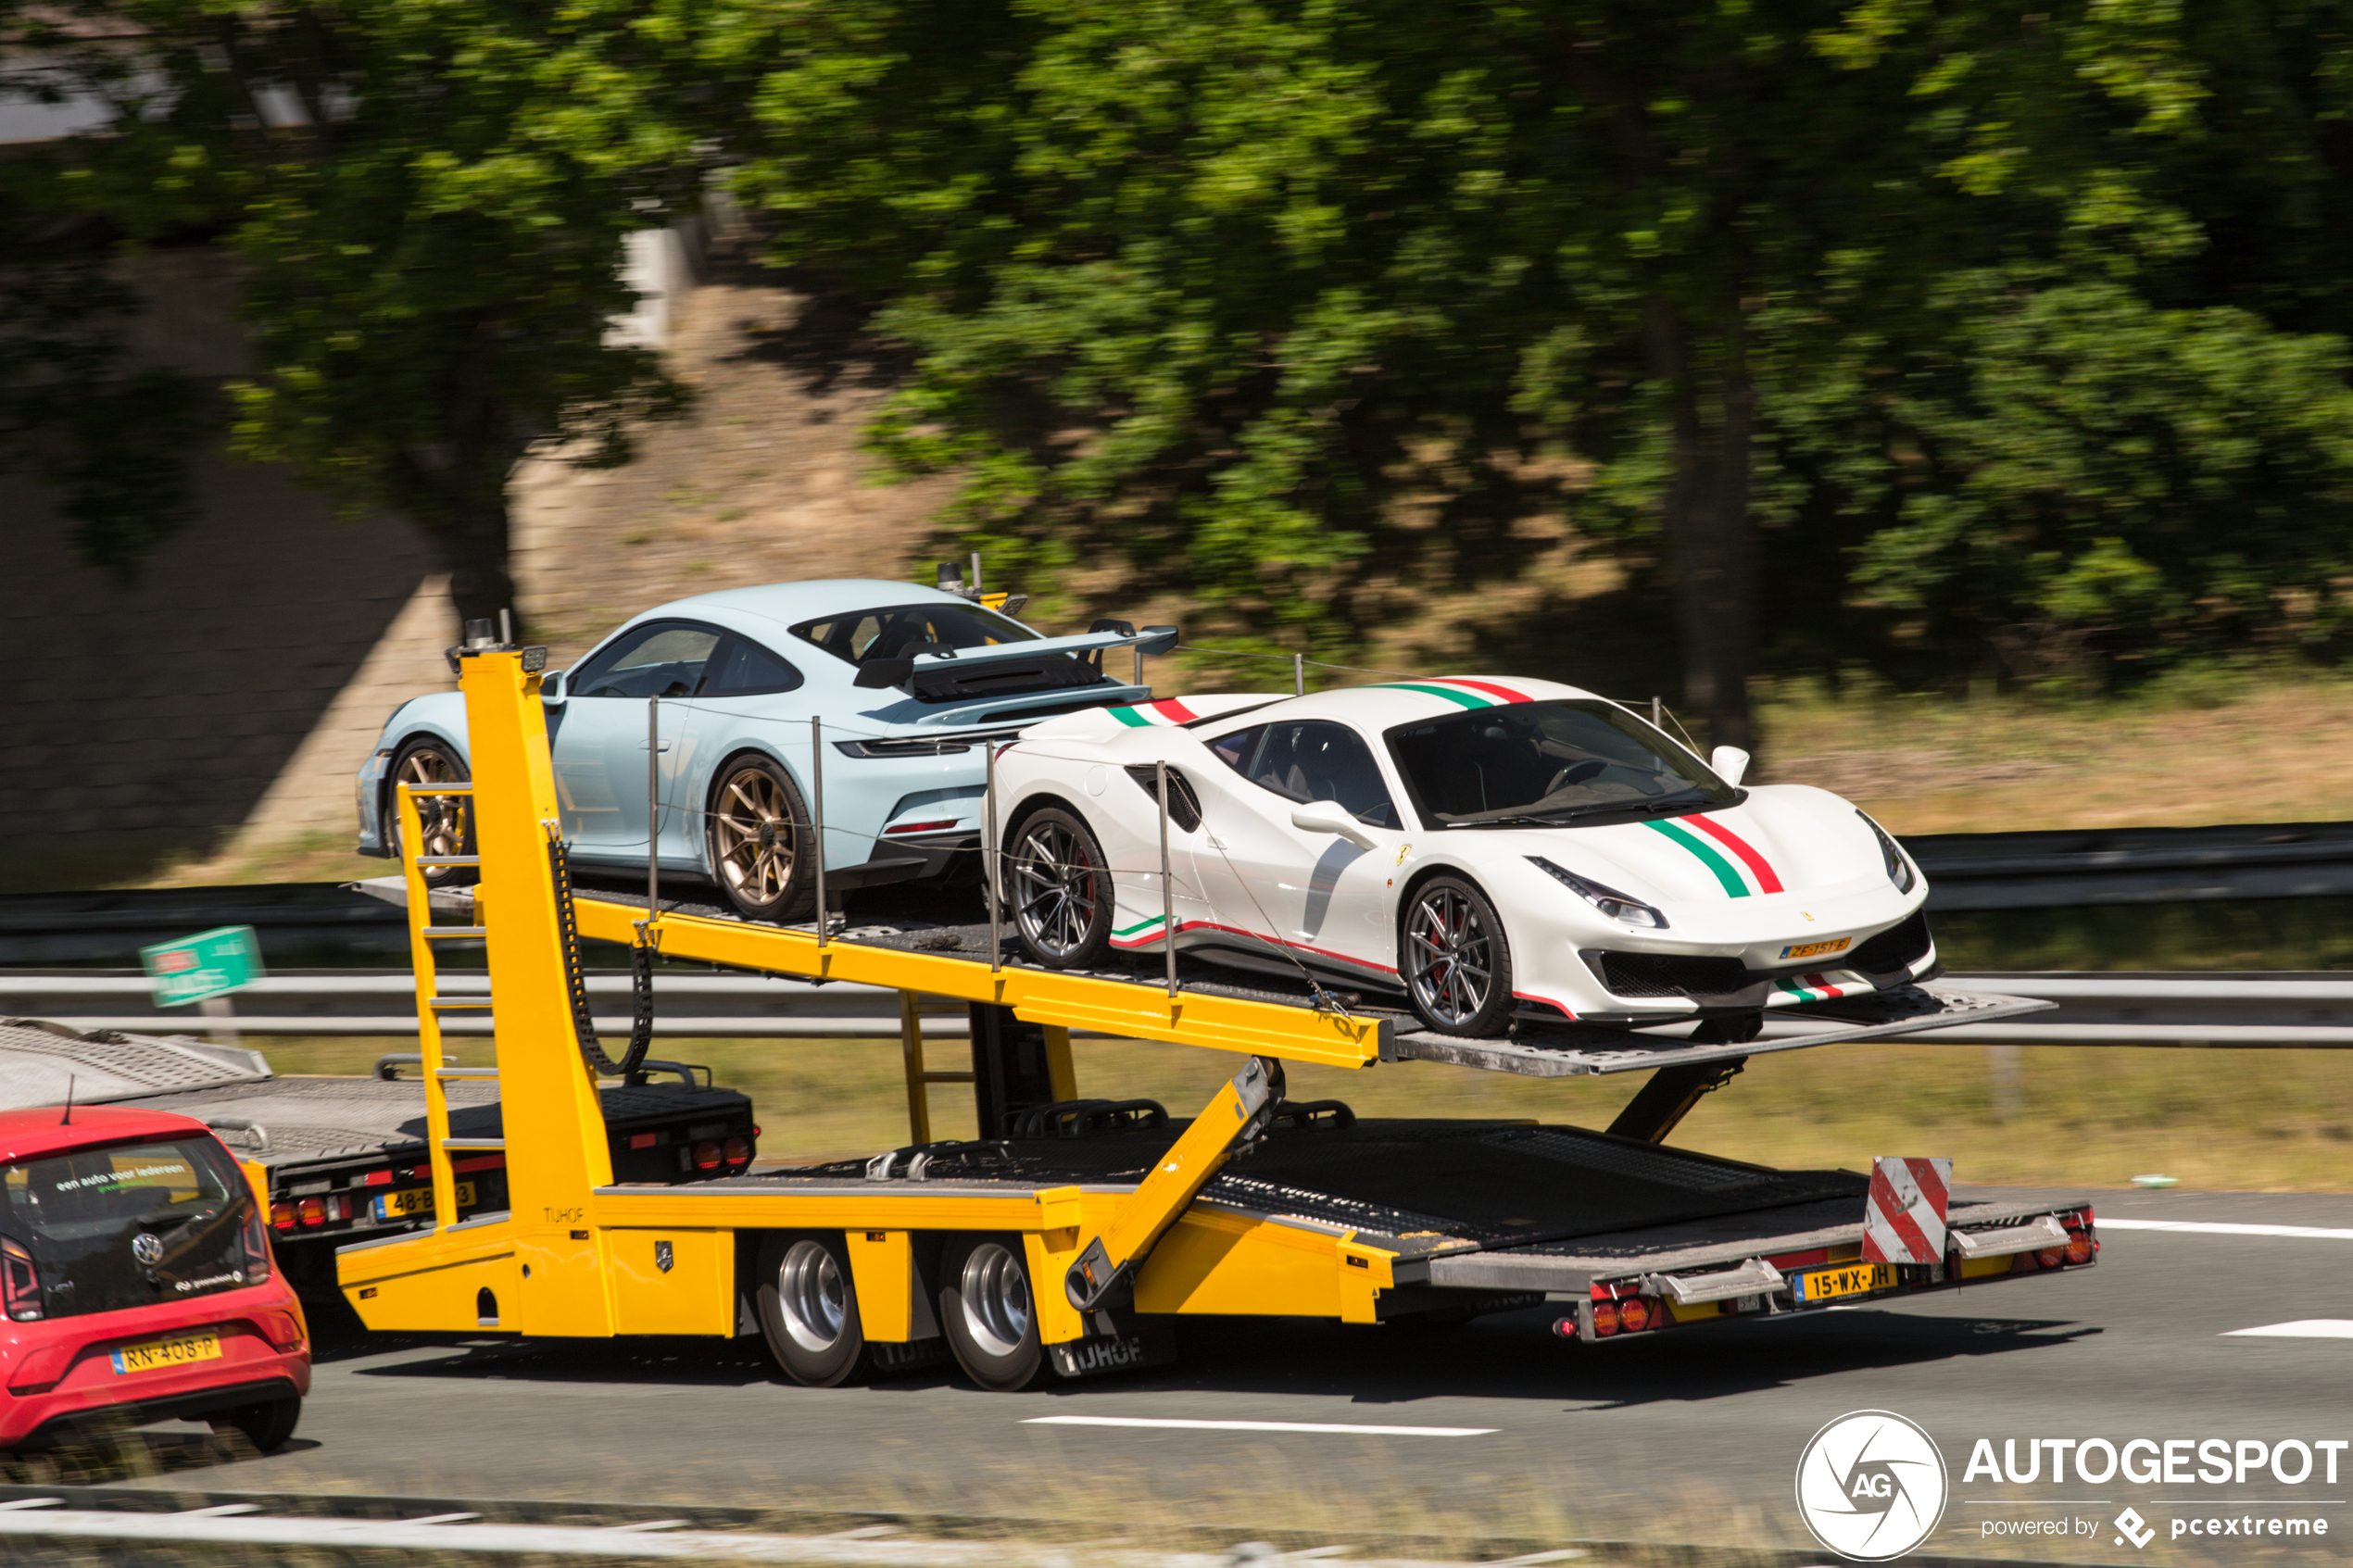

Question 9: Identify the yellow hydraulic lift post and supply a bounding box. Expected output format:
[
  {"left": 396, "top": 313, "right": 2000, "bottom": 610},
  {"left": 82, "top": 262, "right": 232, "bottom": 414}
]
[{"left": 395, "top": 782, "right": 492, "bottom": 1237}]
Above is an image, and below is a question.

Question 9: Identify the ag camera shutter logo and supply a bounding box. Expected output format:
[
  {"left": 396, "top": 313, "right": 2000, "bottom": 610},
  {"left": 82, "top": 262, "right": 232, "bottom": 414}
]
[{"left": 1795, "top": 1411, "right": 1949, "bottom": 1560}]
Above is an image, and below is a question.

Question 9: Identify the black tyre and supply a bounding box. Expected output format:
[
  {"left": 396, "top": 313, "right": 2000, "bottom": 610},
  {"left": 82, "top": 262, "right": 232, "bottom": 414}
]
[
  {"left": 755, "top": 1232, "right": 869, "bottom": 1386},
  {"left": 387, "top": 737, "right": 473, "bottom": 885},
  {"left": 210, "top": 1395, "right": 301, "bottom": 1453},
  {"left": 708, "top": 754, "right": 820, "bottom": 923},
  {"left": 1400, "top": 875, "right": 1515, "bottom": 1036},
  {"left": 1007, "top": 806, "right": 1114, "bottom": 968},
  {"left": 938, "top": 1233, "right": 1044, "bottom": 1391}
]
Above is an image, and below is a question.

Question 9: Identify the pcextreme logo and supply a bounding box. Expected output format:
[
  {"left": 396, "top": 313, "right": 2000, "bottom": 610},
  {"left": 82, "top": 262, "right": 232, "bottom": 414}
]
[{"left": 1795, "top": 1411, "right": 1951, "bottom": 1561}]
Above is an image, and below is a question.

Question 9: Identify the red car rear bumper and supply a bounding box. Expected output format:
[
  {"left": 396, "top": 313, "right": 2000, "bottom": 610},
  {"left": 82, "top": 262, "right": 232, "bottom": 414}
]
[{"left": 0, "top": 1278, "right": 311, "bottom": 1449}]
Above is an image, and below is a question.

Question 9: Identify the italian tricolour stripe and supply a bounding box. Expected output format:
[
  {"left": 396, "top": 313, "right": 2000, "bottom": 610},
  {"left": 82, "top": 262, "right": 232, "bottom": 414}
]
[
  {"left": 1108, "top": 698, "right": 1201, "bottom": 727},
  {"left": 1370, "top": 678, "right": 1534, "bottom": 709},
  {"left": 1774, "top": 972, "right": 1855, "bottom": 1003},
  {"left": 1641, "top": 814, "right": 1784, "bottom": 897}
]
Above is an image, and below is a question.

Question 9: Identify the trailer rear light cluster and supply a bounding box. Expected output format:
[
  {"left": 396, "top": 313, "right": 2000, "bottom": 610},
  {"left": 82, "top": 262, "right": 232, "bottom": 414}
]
[
  {"left": 677, "top": 1133, "right": 755, "bottom": 1175},
  {"left": 293, "top": 1194, "right": 355, "bottom": 1227},
  {"left": 272, "top": 1202, "right": 297, "bottom": 1231},
  {"left": 1581, "top": 1286, "right": 1659, "bottom": 1338}
]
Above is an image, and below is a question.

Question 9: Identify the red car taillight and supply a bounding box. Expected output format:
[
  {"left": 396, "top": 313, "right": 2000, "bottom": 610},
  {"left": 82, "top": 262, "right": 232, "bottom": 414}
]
[
  {"left": 241, "top": 1206, "right": 273, "bottom": 1283},
  {"left": 2, "top": 1236, "right": 42, "bottom": 1323}
]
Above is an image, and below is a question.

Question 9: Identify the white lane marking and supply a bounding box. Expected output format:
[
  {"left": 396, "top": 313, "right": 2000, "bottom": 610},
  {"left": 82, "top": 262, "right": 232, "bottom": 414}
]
[
  {"left": 2223, "top": 1320, "right": 2353, "bottom": 1338},
  {"left": 2097, "top": 1219, "right": 2353, "bottom": 1240},
  {"left": 1024, "top": 1415, "right": 1494, "bottom": 1436}
]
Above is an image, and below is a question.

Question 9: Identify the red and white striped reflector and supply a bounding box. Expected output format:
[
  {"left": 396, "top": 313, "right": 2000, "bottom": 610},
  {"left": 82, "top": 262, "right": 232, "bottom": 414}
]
[{"left": 1861, "top": 1156, "right": 1951, "bottom": 1265}]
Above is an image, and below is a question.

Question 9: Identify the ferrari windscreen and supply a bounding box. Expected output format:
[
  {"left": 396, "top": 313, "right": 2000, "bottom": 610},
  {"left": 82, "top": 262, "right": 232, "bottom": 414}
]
[{"left": 1386, "top": 700, "right": 1740, "bottom": 827}]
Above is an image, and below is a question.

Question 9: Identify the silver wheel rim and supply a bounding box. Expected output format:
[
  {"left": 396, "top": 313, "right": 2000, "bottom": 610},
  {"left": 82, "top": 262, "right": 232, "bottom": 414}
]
[
  {"left": 713, "top": 767, "right": 797, "bottom": 908},
  {"left": 1012, "top": 821, "right": 1099, "bottom": 959},
  {"left": 777, "top": 1240, "right": 848, "bottom": 1353},
  {"left": 959, "top": 1242, "right": 1031, "bottom": 1358},
  {"left": 1405, "top": 886, "right": 1495, "bottom": 1025},
  {"left": 395, "top": 747, "right": 468, "bottom": 880}
]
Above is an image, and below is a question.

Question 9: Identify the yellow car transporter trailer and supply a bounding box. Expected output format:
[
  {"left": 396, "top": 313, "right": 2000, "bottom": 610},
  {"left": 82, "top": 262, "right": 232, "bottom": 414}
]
[{"left": 338, "top": 644, "right": 2096, "bottom": 1388}]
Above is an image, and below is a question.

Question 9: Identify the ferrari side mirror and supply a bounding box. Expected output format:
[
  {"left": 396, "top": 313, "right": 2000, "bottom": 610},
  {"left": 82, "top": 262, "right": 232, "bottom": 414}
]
[
  {"left": 1709, "top": 746, "right": 1751, "bottom": 787},
  {"left": 1291, "top": 799, "right": 1376, "bottom": 850}
]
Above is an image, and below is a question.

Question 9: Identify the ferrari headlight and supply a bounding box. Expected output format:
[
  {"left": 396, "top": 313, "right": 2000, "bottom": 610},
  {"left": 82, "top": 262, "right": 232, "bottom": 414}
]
[
  {"left": 1858, "top": 811, "right": 1916, "bottom": 893},
  {"left": 1528, "top": 856, "right": 1669, "bottom": 930}
]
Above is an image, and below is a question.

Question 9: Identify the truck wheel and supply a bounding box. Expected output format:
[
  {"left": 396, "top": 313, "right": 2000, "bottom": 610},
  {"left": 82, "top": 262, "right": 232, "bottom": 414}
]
[
  {"left": 388, "top": 738, "right": 474, "bottom": 885},
  {"left": 1007, "top": 808, "right": 1114, "bottom": 967},
  {"left": 938, "top": 1234, "right": 1044, "bottom": 1391},
  {"left": 710, "top": 754, "right": 821, "bottom": 924},
  {"left": 1401, "top": 875, "right": 1515, "bottom": 1036},
  {"left": 210, "top": 1395, "right": 301, "bottom": 1453},
  {"left": 756, "top": 1233, "right": 870, "bottom": 1386}
]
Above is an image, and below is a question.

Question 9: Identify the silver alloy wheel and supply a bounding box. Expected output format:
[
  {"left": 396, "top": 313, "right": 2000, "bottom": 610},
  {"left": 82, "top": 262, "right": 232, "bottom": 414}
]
[
  {"left": 394, "top": 746, "right": 469, "bottom": 882},
  {"left": 1012, "top": 820, "right": 1098, "bottom": 959},
  {"left": 957, "top": 1241, "right": 1032, "bottom": 1358},
  {"left": 776, "top": 1239, "right": 848, "bottom": 1353},
  {"left": 712, "top": 765, "right": 796, "bottom": 908},
  {"left": 1404, "top": 885, "right": 1495, "bottom": 1026}
]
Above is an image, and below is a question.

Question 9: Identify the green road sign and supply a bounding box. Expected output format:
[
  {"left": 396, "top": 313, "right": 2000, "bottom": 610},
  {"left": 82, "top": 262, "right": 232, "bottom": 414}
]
[{"left": 141, "top": 924, "right": 265, "bottom": 1007}]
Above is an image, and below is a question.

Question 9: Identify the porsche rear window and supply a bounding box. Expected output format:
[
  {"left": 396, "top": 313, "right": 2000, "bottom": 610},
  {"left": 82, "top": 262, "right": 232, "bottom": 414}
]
[{"left": 0, "top": 1136, "right": 258, "bottom": 1319}]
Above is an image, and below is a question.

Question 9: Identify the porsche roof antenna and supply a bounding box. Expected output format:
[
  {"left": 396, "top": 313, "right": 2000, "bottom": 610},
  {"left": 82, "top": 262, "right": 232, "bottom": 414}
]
[{"left": 58, "top": 1073, "right": 74, "bottom": 1125}]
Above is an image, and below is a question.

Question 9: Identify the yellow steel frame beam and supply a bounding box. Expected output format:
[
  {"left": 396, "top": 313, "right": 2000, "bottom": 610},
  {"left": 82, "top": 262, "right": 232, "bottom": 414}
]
[
  {"left": 574, "top": 900, "right": 1389, "bottom": 1069},
  {"left": 1063, "top": 1055, "right": 1282, "bottom": 1311}
]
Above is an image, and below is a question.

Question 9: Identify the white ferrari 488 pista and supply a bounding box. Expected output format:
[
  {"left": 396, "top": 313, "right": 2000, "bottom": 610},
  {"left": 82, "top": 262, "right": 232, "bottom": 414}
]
[{"left": 989, "top": 678, "right": 1936, "bottom": 1037}]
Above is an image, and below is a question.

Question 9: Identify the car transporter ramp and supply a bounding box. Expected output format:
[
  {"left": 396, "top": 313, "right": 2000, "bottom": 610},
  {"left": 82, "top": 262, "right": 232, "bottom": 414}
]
[{"left": 333, "top": 644, "right": 2095, "bottom": 1386}]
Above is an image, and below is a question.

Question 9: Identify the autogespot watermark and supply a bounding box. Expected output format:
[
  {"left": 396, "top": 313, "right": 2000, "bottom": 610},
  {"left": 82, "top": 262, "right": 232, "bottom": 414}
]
[
  {"left": 1959, "top": 1436, "right": 2345, "bottom": 1549},
  {"left": 1795, "top": 1411, "right": 1951, "bottom": 1561},
  {"left": 1796, "top": 1417, "right": 2348, "bottom": 1558}
]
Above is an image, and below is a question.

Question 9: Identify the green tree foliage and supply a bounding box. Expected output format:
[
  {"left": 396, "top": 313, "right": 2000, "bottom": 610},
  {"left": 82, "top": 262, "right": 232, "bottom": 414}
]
[
  {"left": 10, "top": 0, "right": 697, "bottom": 631},
  {"left": 707, "top": 0, "right": 2353, "bottom": 732}
]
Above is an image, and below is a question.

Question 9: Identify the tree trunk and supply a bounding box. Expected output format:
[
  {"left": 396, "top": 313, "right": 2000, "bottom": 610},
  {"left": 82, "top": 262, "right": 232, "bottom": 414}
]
[
  {"left": 434, "top": 487, "right": 518, "bottom": 642},
  {"left": 1642, "top": 297, "right": 1757, "bottom": 754}
]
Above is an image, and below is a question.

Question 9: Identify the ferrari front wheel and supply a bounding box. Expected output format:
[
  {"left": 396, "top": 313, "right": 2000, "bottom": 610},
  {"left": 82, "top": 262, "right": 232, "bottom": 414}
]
[
  {"left": 1401, "top": 875, "right": 1515, "bottom": 1036},
  {"left": 1008, "top": 807, "right": 1114, "bottom": 967}
]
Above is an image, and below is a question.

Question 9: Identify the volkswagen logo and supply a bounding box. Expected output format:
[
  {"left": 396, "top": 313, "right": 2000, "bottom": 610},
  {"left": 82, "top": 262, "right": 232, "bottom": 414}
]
[{"left": 130, "top": 1232, "right": 165, "bottom": 1265}]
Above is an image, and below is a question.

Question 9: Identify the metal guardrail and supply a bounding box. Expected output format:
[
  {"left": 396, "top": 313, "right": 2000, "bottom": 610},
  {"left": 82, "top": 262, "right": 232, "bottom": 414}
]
[
  {"left": 1904, "top": 819, "right": 2353, "bottom": 909},
  {"left": 10, "top": 970, "right": 2353, "bottom": 1046},
  {"left": 7, "top": 820, "right": 2353, "bottom": 971}
]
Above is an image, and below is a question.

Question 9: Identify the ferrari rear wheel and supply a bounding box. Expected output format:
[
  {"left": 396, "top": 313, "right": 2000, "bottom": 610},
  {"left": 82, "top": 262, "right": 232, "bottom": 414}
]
[
  {"left": 708, "top": 754, "right": 819, "bottom": 923},
  {"left": 1401, "top": 875, "right": 1515, "bottom": 1036},
  {"left": 1008, "top": 807, "right": 1114, "bottom": 968},
  {"left": 387, "top": 739, "right": 473, "bottom": 885}
]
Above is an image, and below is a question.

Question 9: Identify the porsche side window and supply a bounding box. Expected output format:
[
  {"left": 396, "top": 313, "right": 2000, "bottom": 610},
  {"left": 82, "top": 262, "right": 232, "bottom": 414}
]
[
  {"left": 702, "top": 635, "right": 805, "bottom": 697},
  {"left": 1206, "top": 726, "right": 1264, "bottom": 775},
  {"left": 571, "top": 622, "right": 724, "bottom": 699},
  {"left": 1246, "top": 721, "right": 1399, "bottom": 828},
  {"left": 791, "top": 602, "right": 1041, "bottom": 665}
]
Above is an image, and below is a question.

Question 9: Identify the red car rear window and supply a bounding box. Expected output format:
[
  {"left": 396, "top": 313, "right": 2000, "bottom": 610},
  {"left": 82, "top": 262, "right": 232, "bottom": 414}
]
[{"left": 1, "top": 1135, "right": 260, "bottom": 1320}]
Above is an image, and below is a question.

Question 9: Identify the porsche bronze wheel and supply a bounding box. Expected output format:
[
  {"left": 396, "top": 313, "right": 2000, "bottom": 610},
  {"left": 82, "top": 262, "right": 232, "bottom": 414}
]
[
  {"left": 708, "top": 754, "right": 819, "bottom": 922},
  {"left": 1401, "top": 875, "right": 1515, "bottom": 1036},
  {"left": 1008, "top": 807, "right": 1113, "bottom": 967},
  {"left": 387, "top": 739, "right": 473, "bottom": 885}
]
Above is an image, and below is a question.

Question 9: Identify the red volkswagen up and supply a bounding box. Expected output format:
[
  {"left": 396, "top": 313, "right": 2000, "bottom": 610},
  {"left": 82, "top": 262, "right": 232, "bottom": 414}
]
[{"left": 0, "top": 1106, "right": 309, "bottom": 1453}]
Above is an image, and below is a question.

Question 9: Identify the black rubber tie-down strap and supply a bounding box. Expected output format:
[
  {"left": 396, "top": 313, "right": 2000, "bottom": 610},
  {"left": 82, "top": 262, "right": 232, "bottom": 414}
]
[{"left": 547, "top": 838, "right": 654, "bottom": 1080}]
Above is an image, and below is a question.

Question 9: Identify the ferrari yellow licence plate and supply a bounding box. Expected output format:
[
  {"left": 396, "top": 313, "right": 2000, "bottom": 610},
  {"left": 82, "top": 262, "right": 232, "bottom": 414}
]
[
  {"left": 1793, "top": 1261, "right": 1894, "bottom": 1303},
  {"left": 111, "top": 1328, "right": 222, "bottom": 1375},
  {"left": 371, "top": 1181, "right": 475, "bottom": 1222},
  {"left": 1779, "top": 937, "right": 1853, "bottom": 961}
]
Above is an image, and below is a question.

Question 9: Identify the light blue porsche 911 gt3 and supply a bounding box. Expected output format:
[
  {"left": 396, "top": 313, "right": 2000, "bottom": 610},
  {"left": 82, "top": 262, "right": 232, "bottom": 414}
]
[{"left": 356, "top": 578, "right": 1176, "bottom": 921}]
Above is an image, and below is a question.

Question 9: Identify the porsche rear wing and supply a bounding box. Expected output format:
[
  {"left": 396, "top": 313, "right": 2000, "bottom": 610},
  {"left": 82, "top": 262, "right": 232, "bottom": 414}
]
[{"left": 852, "top": 623, "right": 1180, "bottom": 693}]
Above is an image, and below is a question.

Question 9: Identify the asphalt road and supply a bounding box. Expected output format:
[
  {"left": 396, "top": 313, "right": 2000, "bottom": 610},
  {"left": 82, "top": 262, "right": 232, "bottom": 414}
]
[{"left": 13, "top": 1185, "right": 2350, "bottom": 1559}]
